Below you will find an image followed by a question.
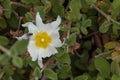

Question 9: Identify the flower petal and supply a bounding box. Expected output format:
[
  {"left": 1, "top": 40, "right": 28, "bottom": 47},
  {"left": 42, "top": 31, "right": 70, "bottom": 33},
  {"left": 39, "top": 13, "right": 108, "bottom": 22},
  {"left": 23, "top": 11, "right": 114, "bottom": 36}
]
[
  {"left": 27, "top": 41, "right": 39, "bottom": 61},
  {"left": 49, "top": 30, "right": 62, "bottom": 47},
  {"left": 51, "top": 16, "right": 61, "bottom": 29},
  {"left": 39, "top": 24, "right": 60, "bottom": 36},
  {"left": 51, "top": 38, "right": 62, "bottom": 47},
  {"left": 16, "top": 33, "right": 28, "bottom": 40},
  {"left": 39, "top": 23, "right": 53, "bottom": 33},
  {"left": 38, "top": 59, "right": 43, "bottom": 68},
  {"left": 22, "top": 22, "right": 39, "bottom": 33},
  {"left": 38, "top": 46, "right": 58, "bottom": 58},
  {"left": 36, "top": 12, "right": 44, "bottom": 28},
  {"left": 50, "top": 30, "right": 60, "bottom": 38}
]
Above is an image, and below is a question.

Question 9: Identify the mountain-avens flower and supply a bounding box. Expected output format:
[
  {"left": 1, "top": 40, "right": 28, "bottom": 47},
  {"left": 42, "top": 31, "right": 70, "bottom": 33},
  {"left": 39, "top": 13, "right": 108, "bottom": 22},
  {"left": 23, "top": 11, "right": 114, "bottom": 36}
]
[{"left": 17, "top": 12, "right": 62, "bottom": 68}]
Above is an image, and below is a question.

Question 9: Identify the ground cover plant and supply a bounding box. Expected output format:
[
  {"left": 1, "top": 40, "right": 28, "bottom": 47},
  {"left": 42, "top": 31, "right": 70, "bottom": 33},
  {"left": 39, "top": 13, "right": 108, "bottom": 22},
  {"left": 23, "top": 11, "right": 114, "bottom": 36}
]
[{"left": 0, "top": 0, "right": 120, "bottom": 80}]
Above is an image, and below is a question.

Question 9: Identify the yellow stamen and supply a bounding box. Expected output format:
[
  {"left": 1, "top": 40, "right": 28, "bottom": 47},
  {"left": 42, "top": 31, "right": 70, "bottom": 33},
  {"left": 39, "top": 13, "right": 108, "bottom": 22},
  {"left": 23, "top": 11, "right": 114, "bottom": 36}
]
[{"left": 34, "top": 32, "right": 52, "bottom": 48}]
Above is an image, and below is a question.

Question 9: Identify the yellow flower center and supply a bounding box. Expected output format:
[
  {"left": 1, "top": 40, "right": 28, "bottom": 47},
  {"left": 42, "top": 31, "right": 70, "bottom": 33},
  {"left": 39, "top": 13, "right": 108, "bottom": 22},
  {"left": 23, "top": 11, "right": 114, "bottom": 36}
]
[{"left": 34, "top": 32, "right": 52, "bottom": 48}]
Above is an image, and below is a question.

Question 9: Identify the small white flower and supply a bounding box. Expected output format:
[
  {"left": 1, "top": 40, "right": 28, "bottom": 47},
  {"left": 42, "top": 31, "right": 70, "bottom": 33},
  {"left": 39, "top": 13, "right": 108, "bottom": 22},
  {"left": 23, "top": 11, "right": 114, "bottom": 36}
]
[{"left": 18, "top": 12, "right": 62, "bottom": 68}]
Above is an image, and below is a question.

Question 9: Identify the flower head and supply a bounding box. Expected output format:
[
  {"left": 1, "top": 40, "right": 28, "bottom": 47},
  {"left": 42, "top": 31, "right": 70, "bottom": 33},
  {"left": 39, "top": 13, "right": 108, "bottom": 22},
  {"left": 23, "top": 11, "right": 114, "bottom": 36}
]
[{"left": 18, "top": 12, "right": 62, "bottom": 68}]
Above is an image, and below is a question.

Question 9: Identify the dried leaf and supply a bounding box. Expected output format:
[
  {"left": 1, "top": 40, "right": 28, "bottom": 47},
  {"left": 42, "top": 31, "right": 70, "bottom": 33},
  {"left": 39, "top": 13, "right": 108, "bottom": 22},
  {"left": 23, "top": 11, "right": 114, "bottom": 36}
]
[{"left": 68, "top": 42, "right": 80, "bottom": 54}]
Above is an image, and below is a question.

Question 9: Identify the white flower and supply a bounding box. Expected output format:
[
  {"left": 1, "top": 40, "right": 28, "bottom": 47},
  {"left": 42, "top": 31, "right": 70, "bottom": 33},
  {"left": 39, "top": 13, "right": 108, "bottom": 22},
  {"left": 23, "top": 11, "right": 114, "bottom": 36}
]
[{"left": 18, "top": 12, "right": 62, "bottom": 68}]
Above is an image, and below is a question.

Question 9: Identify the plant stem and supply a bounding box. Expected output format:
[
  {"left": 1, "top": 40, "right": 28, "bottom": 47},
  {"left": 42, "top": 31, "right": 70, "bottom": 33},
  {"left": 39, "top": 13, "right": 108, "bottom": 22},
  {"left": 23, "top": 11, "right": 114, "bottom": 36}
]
[
  {"left": 95, "top": 50, "right": 113, "bottom": 58},
  {"left": 0, "top": 45, "right": 10, "bottom": 55},
  {"left": 40, "top": 56, "right": 55, "bottom": 73},
  {"left": 92, "top": 4, "right": 110, "bottom": 20},
  {"left": 11, "top": 1, "right": 29, "bottom": 9},
  {"left": 92, "top": 4, "right": 120, "bottom": 25}
]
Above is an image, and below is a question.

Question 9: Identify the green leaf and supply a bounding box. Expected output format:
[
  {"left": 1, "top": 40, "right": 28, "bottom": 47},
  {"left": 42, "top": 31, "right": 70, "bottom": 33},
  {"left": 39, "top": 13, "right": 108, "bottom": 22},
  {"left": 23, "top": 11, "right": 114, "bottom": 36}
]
[
  {"left": 96, "top": 75, "right": 104, "bottom": 80},
  {"left": 111, "top": 58, "right": 120, "bottom": 76},
  {"left": 0, "top": 54, "right": 10, "bottom": 65},
  {"left": 56, "top": 46, "right": 67, "bottom": 57},
  {"left": 34, "top": 67, "right": 41, "bottom": 77},
  {"left": 57, "top": 64, "right": 71, "bottom": 79},
  {"left": 69, "top": 0, "right": 81, "bottom": 12},
  {"left": 75, "top": 61, "right": 86, "bottom": 70},
  {"left": 51, "top": 0, "right": 64, "bottom": 16},
  {"left": 71, "top": 27, "right": 80, "bottom": 33},
  {"left": 111, "top": 0, "right": 120, "bottom": 18},
  {"left": 74, "top": 75, "right": 88, "bottom": 80},
  {"left": 1, "top": 0, "right": 11, "bottom": 18},
  {"left": 112, "top": 23, "right": 120, "bottom": 34},
  {"left": 44, "top": 68, "right": 57, "bottom": 80},
  {"left": 104, "top": 41, "right": 118, "bottom": 50},
  {"left": 81, "top": 27, "right": 88, "bottom": 35},
  {"left": 0, "top": 17, "right": 7, "bottom": 29},
  {"left": 44, "top": 1, "right": 51, "bottom": 13},
  {"left": 12, "top": 56, "right": 23, "bottom": 68},
  {"left": 83, "top": 41, "right": 92, "bottom": 50},
  {"left": 86, "top": 0, "right": 97, "bottom": 5},
  {"left": 112, "top": 75, "right": 120, "bottom": 80},
  {"left": 88, "top": 61, "right": 96, "bottom": 71},
  {"left": 27, "top": 57, "right": 38, "bottom": 68},
  {"left": 8, "top": 14, "right": 19, "bottom": 29},
  {"left": 82, "top": 19, "right": 91, "bottom": 28},
  {"left": 56, "top": 53, "right": 71, "bottom": 64},
  {"left": 25, "top": 12, "right": 33, "bottom": 22},
  {"left": 67, "top": 0, "right": 81, "bottom": 21},
  {"left": 10, "top": 40, "right": 28, "bottom": 55},
  {"left": 60, "top": 24, "right": 67, "bottom": 31},
  {"left": 30, "top": 0, "right": 38, "bottom": 4},
  {"left": 0, "top": 35, "right": 9, "bottom": 46},
  {"left": 66, "top": 33, "right": 76, "bottom": 46},
  {"left": 21, "top": 0, "right": 30, "bottom": 4},
  {"left": 3, "top": 66, "right": 14, "bottom": 75},
  {"left": 79, "top": 50, "right": 89, "bottom": 63},
  {"left": 37, "top": 6, "right": 46, "bottom": 18},
  {"left": 94, "top": 57, "right": 110, "bottom": 78},
  {"left": 71, "top": 23, "right": 80, "bottom": 33},
  {"left": 99, "top": 21, "right": 111, "bottom": 33},
  {"left": 21, "top": 0, "right": 38, "bottom": 4},
  {"left": 3, "top": 75, "right": 13, "bottom": 80}
]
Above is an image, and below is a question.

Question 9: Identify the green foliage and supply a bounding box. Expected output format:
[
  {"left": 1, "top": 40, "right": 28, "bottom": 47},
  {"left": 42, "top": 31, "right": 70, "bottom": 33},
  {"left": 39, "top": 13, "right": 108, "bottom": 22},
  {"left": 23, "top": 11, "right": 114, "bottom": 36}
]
[
  {"left": 0, "top": 0, "right": 120, "bottom": 79},
  {"left": 111, "top": 0, "right": 120, "bottom": 19},
  {"left": 66, "top": 33, "right": 76, "bottom": 46},
  {"left": 0, "top": 54, "right": 10, "bottom": 65},
  {"left": 80, "top": 18, "right": 91, "bottom": 35},
  {"left": 21, "top": 0, "right": 38, "bottom": 4},
  {"left": 57, "top": 64, "right": 71, "bottom": 79},
  {"left": 112, "top": 23, "right": 120, "bottom": 34},
  {"left": 67, "top": 0, "right": 81, "bottom": 22},
  {"left": 74, "top": 75, "right": 88, "bottom": 80},
  {"left": 51, "top": 0, "right": 64, "bottom": 16},
  {"left": 96, "top": 75, "right": 104, "bottom": 80},
  {"left": 56, "top": 52, "right": 71, "bottom": 64},
  {"left": 10, "top": 40, "right": 28, "bottom": 55},
  {"left": 34, "top": 67, "right": 41, "bottom": 77},
  {"left": 112, "top": 75, "right": 120, "bottom": 80},
  {"left": 25, "top": 12, "right": 33, "bottom": 22},
  {"left": 86, "top": 0, "right": 97, "bottom": 5},
  {"left": 0, "top": 18, "right": 7, "bottom": 29},
  {"left": 8, "top": 14, "right": 19, "bottom": 29},
  {"left": 0, "top": 35, "right": 9, "bottom": 46},
  {"left": 1, "top": 0, "right": 11, "bottom": 18},
  {"left": 104, "top": 41, "right": 119, "bottom": 50},
  {"left": 111, "top": 58, "right": 120, "bottom": 76},
  {"left": 37, "top": 6, "right": 46, "bottom": 18},
  {"left": 55, "top": 45, "right": 71, "bottom": 64},
  {"left": 12, "top": 56, "right": 23, "bottom": 68},
  {"left": 94, "top": 57, "right": 110, "bottom": 78},
  {"left": 99, "top": 21, "right": 111, "bottom": 33},
  {"left": 44, "top": 68, "right": 57, "bottom": 80}
]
